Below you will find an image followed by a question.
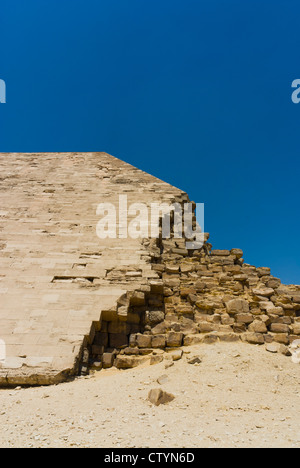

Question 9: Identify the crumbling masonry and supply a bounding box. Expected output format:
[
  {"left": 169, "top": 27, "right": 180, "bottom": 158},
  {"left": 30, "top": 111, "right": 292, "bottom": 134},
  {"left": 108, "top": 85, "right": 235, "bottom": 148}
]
[{"left": 0, "top": 153, "right": 299, "bottom": 385}]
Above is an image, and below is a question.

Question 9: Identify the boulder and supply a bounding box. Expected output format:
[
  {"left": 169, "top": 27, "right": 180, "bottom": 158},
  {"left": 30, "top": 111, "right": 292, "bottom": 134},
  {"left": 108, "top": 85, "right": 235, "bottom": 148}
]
[{"left": 148, "top": 389, "right": 175, "bottom": 406}]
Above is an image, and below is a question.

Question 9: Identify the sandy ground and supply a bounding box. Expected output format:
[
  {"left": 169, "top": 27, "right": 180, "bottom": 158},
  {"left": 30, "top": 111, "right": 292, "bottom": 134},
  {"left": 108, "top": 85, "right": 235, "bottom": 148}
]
[{"left": 0, "top": 341, "right": 299, "bottom": 448}]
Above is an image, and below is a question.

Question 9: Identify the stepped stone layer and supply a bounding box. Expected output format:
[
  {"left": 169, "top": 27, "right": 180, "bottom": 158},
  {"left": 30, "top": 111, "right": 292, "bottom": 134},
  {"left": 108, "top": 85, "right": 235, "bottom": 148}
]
[{"left": 0, "top": 152, "right": 299, "bottom": 385}]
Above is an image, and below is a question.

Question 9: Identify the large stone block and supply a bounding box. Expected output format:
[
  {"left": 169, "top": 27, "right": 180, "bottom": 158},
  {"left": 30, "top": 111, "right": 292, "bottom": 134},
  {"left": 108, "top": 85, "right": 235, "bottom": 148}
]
[
  {"left": 151, "top": 335, "right": 166, "bottom": 349},
  {"left": 243, "top": 333, "right": 265, "bottom": 345},
  {"left": 136, "top": 334, "right": 152, "bottom": 348},
  {"left": 270, "top": 323, "right": 290, "bottom": 334},
  {"left": 248, "top": 320, "right": 268, "bottom": 334},
  {"left": 235, "top": 313, "right": 254, "bottom": 324},
  {"left": 226, "top": 299, "right": 250, "bottom": 315},
  {"left": 102, "top": 353, "right": 114, "bottom": 369},
  {"left": 166, "top": 332, "right": 183, "bottom": 347}
]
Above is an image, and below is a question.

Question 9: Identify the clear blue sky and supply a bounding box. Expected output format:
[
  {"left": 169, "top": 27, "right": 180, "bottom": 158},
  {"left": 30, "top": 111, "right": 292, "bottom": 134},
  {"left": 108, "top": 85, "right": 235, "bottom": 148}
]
[{"left": 0, "top": 0, "right": 299, "bottom": 284}]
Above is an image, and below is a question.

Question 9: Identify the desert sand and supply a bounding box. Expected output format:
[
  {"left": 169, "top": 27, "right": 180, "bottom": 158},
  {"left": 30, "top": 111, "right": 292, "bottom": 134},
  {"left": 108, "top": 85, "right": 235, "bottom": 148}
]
[{"left": 0, "top": 341, "right": 299, "bottom": 448}]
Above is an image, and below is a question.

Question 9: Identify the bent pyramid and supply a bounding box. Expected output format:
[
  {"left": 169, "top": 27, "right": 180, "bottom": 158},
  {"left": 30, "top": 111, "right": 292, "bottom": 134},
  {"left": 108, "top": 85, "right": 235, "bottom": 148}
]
[{"left": 0, "top": 152, "right": 299, "bottom": 386}]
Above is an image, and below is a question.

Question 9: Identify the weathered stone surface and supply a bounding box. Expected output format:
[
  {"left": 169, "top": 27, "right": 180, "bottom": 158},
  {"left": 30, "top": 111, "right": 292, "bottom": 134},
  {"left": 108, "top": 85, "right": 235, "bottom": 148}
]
[
  {"left": 183, "top": 334, "right": 204, "bottom": 346},
  {"left": 243, "top": 333, "right": 265, "bottom": 345},
  {"left": 130, "top": 291, "right": 146, "bottom": 306},
  {"left": 226, "top": 299, "right": 250, "bottom": 315},
  {"left": 211, "top": 250, "right": 230, "bottom": 256},
  {"left": 151, "top": 335, "right": 166, "bottom": 349},
  {"left": 235, "top": 313, "right": 254, "bottom": 324},
  {"left": 136, "top": 334, "right": 152, "bottom": 348},
  {"left": 166, "top": 332, "right": 183, "bottom": 347},
  {"left": 114, "top": 355, "right": 149, "bottom": 369},
  {"left": 231, "top": 249, "right": 243, "bottom": 258},
  {"left": 272, "top": 334, "right": 290, "bottom": 345},
  {"left": 102, "top": 353, "right": 115, "bottom": 369},
  {"left": 253, "top": 288, "right": 274, "bottom": 298},
  {"left": 217, "top": 333, "right": 240, "bottom": 342},
  {"left": 165, "top": 349, "right": 183, "bottom": 361},
  {"left": 198, "top": 322, "right": 219, "bottom": 333},
  {"left": 270, "top": 323, "right": 290, "bottom": 334},
  {"left": 266, "top": 343, "right": 280, "bottom": 353},
  {"left": 148, "top": 310, "right": 165, "bottom": 326},
  {"left": 248, "top": 320, "right": 268, "bottom": 334},
  {"left": 291, "top": 324, "right": 300, "bottom": 335}
]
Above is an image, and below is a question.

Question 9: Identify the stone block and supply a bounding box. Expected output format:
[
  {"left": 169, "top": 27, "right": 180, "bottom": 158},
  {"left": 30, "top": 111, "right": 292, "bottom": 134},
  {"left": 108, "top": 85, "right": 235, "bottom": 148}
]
[
  {"left": 230, "top": 249, "right": 243, "bottom": 258},
  {"left": 235, "top": 313, "right": 254, "bottom": 324},
  {"left": 166, "top": 332, "right": 183, "bottom": 347},
  {"left": 114, "top": 355, "right": 149, "bottom": 369},
  {"left": 248, "top": 320, "right": 268, "bottom": 334},
  {"left": 244, "top": 333, "right": 265, "bottom": 345},
  {"left": 183, "top": 334, "right": 204, "bottom": 346},
  {"left": 151, "top": 335, "right": 166, "bottom": 349},
  {"left": 148, "top": 310, "right": 165, "bottom": 326},
  {"left": 270, "top": 323, "right": 290, "bottom": 334},
  {"left": 272, "top": 334, "right": 290, "bottom": 345},
  {"left": 102, "top": 353, "right": 114, "bottom": 369},
  {"left": 226, "top": 299, "right": 250, "bottom": 315},
  {"left": 198, "top": 322, "right": 219, "bottom": 333},
  {"left": 291, "top": 324, "right": 300, "bottom": 335},
  {"left": 136, "top": 334, "right": 152, "bottom": 348},
  {"left": 148, "top": 389, "right": 175, "bottom": 406},
  {"left": 93, "top": 332, "right": 108, "bottom": 348}
]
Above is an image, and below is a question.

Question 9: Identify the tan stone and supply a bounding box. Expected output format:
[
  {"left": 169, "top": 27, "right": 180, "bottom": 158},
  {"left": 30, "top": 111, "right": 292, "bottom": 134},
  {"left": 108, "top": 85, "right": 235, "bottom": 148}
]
[
  {"left": 248, "top": 320, "right": 268, "bottom": 334},
  {"left": 148, "top": 389, "right": 175, "bottom": 406},
  {"left": 244, "top": 333, "right": 265, "bottom": 345},
  {"left": 291, "top": 324, "right": 300, "bottom": 335},
  {"left": 151, "top": 335, "right": 166, "bottom": 349},
  {"left": 226, "top": 299, "right": 250, "bottom": 315},
  {"left": 235, "top": 313, "right": 254, "bottom": 324},
  {"left": 183, "top": 334, "right": 204, "bottom": 346},
  {"left": 136, "top": 334, "right": 152, "bottom": 348},
  {"left": 166, "top": 332, "right": 183, "bottom": 347},
  {"left": 198, "top": 322, "right": 219, "bottom": 333},
  {"left": 102, "top": 353, "right": 115, "bottom": 369},
  {"left": 114, "top": 355, "right": 149, "bottom": 369},
  {"left": 270, "top": 323, "right": 290, "bottom": 334}
]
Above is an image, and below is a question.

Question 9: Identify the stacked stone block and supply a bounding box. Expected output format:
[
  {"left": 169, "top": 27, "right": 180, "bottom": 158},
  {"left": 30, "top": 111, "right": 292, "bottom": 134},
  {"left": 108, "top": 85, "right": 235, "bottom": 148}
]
[{"left": 86, "top": 231, "right": 300, "bottom": 372}]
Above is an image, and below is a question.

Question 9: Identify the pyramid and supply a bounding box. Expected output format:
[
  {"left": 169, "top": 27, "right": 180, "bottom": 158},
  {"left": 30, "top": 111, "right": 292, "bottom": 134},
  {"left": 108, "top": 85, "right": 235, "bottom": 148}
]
[{"left": 0, "top": 152, "right": 299, "bottom": 386}]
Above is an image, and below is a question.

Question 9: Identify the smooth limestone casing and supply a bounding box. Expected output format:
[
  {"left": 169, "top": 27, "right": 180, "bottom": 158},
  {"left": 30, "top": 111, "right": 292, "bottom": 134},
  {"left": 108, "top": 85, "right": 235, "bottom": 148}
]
[{"left": 0, "top": 152, "right": 187, "bottom": 385}]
